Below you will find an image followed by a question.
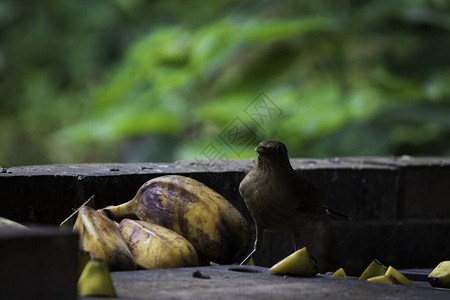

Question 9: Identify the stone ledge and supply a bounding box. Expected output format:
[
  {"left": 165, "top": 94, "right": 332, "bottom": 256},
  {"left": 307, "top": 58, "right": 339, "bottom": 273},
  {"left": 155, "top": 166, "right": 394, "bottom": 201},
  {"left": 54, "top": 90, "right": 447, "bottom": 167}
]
[
  {"left": 257, "top": 218, "right": 450, "bottom": 275},
  {"left": 0, "top": 227, "right": 78, "bottom": 300},
  {"left": 106, "top": 265, "right": 448, "bottom": 300},
  {"left": 1, "top": 157, "right": 450, "bottom": 224},
  {"left": 1, "top": 157, "right": 449, "bottom": 274}
]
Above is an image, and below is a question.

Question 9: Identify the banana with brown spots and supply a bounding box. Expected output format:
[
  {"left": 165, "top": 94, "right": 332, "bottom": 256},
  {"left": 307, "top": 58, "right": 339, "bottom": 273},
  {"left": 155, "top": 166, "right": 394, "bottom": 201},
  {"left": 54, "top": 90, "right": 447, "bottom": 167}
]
[
  {"left": 73, "top": 206, "right": 136, "bottom": 271},
  {"left": 100, "top": 175, "right": 250, "bottom": 264},
  {"left": 119, "top": 219, "right": 198, "bottom": 269}
]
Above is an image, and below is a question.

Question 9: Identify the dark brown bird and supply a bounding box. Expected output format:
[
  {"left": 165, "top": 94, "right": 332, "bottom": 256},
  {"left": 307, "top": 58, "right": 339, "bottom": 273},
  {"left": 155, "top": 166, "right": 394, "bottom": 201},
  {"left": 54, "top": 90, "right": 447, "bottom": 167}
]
[{"left": 239, "top": 141, "right": 349, "bottom": 264}]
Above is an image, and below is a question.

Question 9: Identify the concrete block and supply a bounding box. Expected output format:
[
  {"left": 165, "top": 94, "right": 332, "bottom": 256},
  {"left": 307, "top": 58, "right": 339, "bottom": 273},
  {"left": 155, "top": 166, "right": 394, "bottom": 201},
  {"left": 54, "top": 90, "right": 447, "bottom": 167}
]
[
  {"left": 343, "top": 157, "right": 450, "bottom": 218},
  {"left": 252, "top": 219, "right": 450, "bottom": 276},
  {"left": 293, "top": 158, "right": 399, "bottom": 221},
  {"left": 0, "top": 227, "right": 78, "bottom": 300},
  {"left": 0, "top": 175, "right": 83, "bottom": 224}
]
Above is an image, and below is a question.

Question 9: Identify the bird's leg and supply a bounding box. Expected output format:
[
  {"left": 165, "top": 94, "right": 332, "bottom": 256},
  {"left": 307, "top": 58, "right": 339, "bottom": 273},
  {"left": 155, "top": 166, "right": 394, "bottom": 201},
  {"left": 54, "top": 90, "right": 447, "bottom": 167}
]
[
  {"left": 240, "top": 224, "right": 263, "bottom": 265},
  {"left": 294, "top": 231, "right": 301, "bottom": 251}
]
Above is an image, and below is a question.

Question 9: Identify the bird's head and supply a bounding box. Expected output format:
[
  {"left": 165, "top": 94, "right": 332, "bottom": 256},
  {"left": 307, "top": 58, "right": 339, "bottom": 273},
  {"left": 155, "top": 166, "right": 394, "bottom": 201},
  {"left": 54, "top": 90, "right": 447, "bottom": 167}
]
[{"left": 255, "top": 141, "right": 292, "bottom": 171}]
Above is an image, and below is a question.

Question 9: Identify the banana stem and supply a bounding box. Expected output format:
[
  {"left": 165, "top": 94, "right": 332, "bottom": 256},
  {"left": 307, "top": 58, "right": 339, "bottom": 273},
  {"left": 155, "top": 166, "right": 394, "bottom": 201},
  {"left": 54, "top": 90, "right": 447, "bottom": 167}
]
[{"left": 99, "top": 199, "right": 138, "bottom": 222}]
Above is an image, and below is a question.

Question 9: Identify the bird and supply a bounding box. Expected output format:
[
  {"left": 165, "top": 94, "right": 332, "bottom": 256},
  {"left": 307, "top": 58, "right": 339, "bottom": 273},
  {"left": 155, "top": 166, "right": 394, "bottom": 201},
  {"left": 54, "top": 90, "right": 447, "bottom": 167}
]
[{"left": 239, "top": 141, "right": 349, "bottom": 265}]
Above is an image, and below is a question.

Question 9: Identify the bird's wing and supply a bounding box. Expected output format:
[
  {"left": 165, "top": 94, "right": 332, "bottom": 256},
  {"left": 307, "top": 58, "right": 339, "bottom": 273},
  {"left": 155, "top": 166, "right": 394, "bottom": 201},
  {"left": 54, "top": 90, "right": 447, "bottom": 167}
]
[{"left": 287, "top": 170, "right": 325, "bottom": 214}]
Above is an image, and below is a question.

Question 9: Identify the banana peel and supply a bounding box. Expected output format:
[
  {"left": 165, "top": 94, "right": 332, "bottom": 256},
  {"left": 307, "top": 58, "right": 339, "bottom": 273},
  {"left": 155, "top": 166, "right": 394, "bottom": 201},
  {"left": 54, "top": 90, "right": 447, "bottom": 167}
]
[
  {"left": 428, "top": 261, "right": 450, "bottom": 288},
  {"left": 73, "top": 206, "right": 136, "bottom": 271},
  {"left": 78, "top": 260, "right": 117, "bottom": 297},
  {"left": 100, "top": 175, "right": 250, "bottom": 264},
  {"left": 269, "top": 247, "right": 318, "bottom": 276},
  {"left": 119, "top": 219, "right": 198, "bottom": 269}
]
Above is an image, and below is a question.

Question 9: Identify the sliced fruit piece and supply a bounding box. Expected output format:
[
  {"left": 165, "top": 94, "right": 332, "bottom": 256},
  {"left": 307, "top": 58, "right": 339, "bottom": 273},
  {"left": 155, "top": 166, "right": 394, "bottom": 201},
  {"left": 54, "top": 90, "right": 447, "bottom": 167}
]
[
  {"left": 77, "top": 260, "right": 117, "bottom": 297},
  {"left": 359, "top": 259, "right": 387, "bottom": 281},
  {"left": 332, "top": 268, "right": 347, "bottom": 278},
  {"left": 77, "top": 250, "right": 91, "bottom": 278},
  {"left": 269, "top": 247, "right": 318, "bottom": 276},
  {"left": 0, "top": 216, "right": 28, "bottom": 231},
  {"left": 367, "top": 275, "right": 395, "bottom": 285},
  {"left": 385, "top": 266, "right": 413, "bottom": 287}
]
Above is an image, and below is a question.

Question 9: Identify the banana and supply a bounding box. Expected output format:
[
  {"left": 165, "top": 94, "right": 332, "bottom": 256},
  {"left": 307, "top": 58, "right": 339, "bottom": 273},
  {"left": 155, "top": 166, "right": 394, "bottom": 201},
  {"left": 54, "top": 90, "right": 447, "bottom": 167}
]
[
  {"left": 100, "top": 175, "right": 250, "bottom": 264},
  {"left": 78, "top": 260, "right": 117, "bottom": 297},
  {"left": 73, "top": 206, "right": 136, "bottom": 271},
  {"left": 0, "top": 216, "right": 28, "bottom": 231},
  {"left": 332, "top": 268, "right": 347, "bottom": 278},
  {"left": 119, "top": 219, "right": 198, "bottom": 269},
  {"left": 359, "top": 259, "right": 387, "bottom": 281},
  {"left": 428, "top": 261, "right": 450, "bottom": 288},
  {"left": 269, "top": 247, "right": 318, "bottom": 276}
]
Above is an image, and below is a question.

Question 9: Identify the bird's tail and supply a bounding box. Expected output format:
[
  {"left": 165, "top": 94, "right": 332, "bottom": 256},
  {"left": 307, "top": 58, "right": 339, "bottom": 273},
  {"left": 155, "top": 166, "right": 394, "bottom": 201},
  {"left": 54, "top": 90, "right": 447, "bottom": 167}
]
[{"left": 325, "top": 208, "right": 351, "bottom": 220}]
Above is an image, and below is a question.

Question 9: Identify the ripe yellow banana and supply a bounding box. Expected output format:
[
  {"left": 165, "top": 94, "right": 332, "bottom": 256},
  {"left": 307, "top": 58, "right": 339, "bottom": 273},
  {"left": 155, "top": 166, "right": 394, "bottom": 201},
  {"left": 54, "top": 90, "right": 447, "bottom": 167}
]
[
  {"left": 119, "top": 219, "right": 198, "bottom": 269},
  {"left": 0, "top": 216, "right": 28, "bottom": 231},
  {"left": 428, "top": 261, "right": 450, "bottom": 288},
  {"left": 73, "top": 206, "right": 136, "bottom": 271},
  {"left": 78, "top": 260, "right": 117, "bottom": 297},
  {"left": 100, "top": 175, "right": 250, "bottom": 264}
]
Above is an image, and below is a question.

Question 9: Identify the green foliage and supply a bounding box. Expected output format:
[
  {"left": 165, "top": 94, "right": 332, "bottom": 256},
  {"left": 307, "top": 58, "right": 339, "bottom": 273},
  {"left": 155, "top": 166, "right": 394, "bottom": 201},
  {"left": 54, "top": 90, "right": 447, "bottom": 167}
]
[{"left": 1, "top": 0, "right": 450, "bottom": 166}]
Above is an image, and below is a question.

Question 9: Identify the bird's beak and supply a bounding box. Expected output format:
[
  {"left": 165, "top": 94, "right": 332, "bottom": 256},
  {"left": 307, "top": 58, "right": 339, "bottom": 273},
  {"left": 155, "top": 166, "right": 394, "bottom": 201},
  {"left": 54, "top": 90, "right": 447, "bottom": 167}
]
[{"left": 255, "top": 146, "right": 264, "bottom": 154}]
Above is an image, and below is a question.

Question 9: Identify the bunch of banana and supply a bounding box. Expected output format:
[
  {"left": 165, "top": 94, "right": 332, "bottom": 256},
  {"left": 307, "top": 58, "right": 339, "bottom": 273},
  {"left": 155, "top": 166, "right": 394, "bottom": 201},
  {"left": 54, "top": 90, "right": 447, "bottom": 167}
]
[
  {"left": 119, "top": 219, "right": 198, "bottom": 269},
  {"left": 0, "top": 216, "right": 28, "bottom": 231},
  {"left": 428, "top": 261, "right": 450, "bottom": 288},
  {"left": 100, "top": 175, "right": 250, "bottom": 264},
  {"left": 73, "top": 206, "right": 136, "bottom": 271}
]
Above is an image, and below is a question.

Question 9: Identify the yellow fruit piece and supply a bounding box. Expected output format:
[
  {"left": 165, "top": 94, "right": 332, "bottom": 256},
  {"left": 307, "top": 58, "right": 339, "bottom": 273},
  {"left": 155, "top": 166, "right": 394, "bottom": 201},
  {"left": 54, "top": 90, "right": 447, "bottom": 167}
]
[
  {"left": 428, "top": 261, "right": 450, "bottom": 288},
  {"left": 78, "top": 250, "right": 91, "bottom": 278},
  {"left": 332, "top": 268, "right": 347, "bottom": 278},
  {"left": 385, "top": 266, "right": 413, "bottom": 287},
  {"left": 119, "top": 219, "right": 198, "bottom": 269},
  {"left": 246, "top": 258, "right": 255, "bottom": 266},
  {"left": 269, "top": 247, "right": 318, "bottom": 276},
  {"left": 0, "top": 216, "right": 28, "bottom": 231},
  {"left": 359, "top": 259, "right": 387, "bottom": 281},
  {"left": 78, "top": 260, "right": 117, "bottom": 297},
  {"left": 367, "top": 275, "right": 395, "bottom": 285}
]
